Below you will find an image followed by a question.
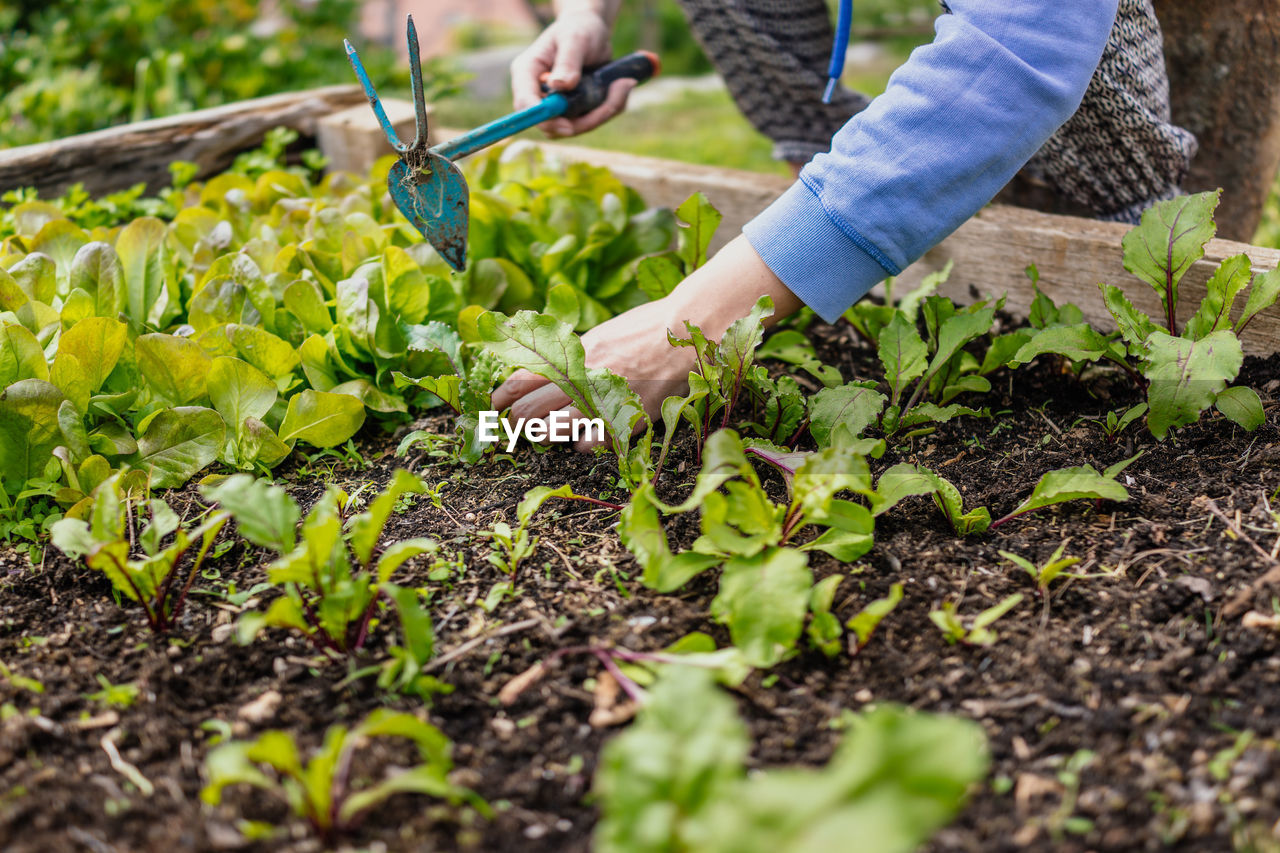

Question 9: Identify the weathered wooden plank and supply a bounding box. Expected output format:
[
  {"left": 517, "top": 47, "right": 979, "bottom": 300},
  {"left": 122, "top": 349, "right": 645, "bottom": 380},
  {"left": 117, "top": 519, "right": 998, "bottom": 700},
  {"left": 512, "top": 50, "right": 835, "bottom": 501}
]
[
  {"left": 0, "top": 86, "right": 366, "bottom": 199},
  {"left": 316, "top": 99, "right": 429, "bottom": 178}
]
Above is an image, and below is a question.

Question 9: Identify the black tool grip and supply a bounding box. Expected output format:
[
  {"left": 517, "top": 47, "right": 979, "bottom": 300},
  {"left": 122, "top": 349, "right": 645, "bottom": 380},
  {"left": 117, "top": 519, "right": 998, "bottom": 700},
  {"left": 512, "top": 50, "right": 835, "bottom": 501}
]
[{"left": 550, "top": 52, "right": 660, "bottom": 119}]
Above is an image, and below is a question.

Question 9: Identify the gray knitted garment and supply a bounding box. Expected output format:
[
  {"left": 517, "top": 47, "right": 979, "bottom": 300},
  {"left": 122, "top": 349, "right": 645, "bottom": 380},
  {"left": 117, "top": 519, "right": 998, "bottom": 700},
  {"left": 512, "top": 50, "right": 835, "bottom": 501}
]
[{"left": 673, "top": 0, "right": 1198, "bottom": 223}]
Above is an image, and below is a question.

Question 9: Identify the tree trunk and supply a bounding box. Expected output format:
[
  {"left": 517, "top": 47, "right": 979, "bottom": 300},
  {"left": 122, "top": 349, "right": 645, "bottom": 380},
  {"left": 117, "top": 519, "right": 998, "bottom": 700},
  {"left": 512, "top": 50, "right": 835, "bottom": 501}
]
[{"left": 1153, "top": 0, "right": 1280, "bottom": 242}]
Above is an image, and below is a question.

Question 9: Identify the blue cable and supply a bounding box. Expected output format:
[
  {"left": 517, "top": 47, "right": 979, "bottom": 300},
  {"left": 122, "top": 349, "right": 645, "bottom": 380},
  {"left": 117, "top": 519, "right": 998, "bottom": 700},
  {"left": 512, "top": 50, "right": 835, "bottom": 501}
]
[{"left": 823, "top": 0, "right": 853, "bottom": 104}]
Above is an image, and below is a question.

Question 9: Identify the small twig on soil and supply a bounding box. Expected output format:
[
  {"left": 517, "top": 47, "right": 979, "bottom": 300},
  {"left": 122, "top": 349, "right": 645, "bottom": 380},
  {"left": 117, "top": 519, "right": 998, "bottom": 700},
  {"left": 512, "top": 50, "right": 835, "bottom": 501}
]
[
  {"left": 1036, "top": 409, "right": 1064, "bottom": 437},
  {"left": 101, "top": 730, "right": 154, "bottom": 797},
  {"left": 1202, "top": 498, "right": 1280, "bottom": 617},
  {"left": 424, "top": 617, "right": 540, "bottom": 673}
]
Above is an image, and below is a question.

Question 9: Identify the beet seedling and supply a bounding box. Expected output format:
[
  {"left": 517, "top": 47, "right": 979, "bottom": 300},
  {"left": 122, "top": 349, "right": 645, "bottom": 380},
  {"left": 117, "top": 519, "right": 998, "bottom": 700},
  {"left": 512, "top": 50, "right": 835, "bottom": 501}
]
[
  {"left": 846, "top": 582, "right": 905, "bottom": 656},
  {"left": 1099, "top": 191, "right": 1278, "bottom": 439},
  {"left": 593, "top": 666, "right": 988, "bottom": 853},
  {"left": 930, "top": 593, "right": 1024, "bottom": 646},
  {"left": 1000, "top": 542, "right": 1082, "bottom": 595},
  {"left": 201, "top": 709, "right": 486, "bottom": 843},
  {"left": 50, "top": 472, "right": 228, "bottom": 635},
  {"left": 201, "top": 470, "right": 437, "bottom": 658}
]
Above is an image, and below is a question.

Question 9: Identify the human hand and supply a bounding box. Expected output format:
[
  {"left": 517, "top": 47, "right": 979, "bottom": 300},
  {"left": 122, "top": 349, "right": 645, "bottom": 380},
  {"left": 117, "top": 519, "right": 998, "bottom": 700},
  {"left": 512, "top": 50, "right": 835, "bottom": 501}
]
[
  {"left": 510, "top": 10, "right": 635, "bottom": 139},
  {"left": 490, "top": 235, "right": 805, "bottom": 451}
]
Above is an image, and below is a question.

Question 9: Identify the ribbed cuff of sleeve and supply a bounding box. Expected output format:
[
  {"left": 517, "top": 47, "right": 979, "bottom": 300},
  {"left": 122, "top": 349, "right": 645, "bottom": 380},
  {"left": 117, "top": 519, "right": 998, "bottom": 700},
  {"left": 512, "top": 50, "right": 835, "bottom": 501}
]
[{"left": 743, "top": 181, "right": 896, "bottom": 324}]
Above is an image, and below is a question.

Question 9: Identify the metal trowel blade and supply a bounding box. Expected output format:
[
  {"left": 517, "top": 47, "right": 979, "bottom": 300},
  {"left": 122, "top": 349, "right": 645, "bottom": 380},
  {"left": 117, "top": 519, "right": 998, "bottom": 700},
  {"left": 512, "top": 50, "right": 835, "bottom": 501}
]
[{"left": 388, "top": 154, "right": 470, "bottom": 271}]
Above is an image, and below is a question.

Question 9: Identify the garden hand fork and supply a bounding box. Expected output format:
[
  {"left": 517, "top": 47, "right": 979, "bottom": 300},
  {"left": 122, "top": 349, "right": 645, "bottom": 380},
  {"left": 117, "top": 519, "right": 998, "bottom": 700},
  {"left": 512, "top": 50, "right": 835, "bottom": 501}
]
[{"left": 345, "top": 16, "right": 659, "bottom": 272}]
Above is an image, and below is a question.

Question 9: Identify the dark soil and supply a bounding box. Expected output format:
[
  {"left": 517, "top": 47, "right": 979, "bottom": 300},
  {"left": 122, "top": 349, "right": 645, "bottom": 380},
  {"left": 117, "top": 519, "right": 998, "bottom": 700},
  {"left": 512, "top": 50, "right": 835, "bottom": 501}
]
[{"left": 5, "top": 319, "right": 1280, "bottom": 853}]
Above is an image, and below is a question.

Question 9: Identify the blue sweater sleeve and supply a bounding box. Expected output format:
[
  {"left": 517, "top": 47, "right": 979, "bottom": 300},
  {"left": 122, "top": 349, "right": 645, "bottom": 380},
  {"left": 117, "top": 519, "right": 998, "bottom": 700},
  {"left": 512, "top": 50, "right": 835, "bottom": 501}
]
[{"left": 743, "top": 0, "right": 1120, "bottom": 323}]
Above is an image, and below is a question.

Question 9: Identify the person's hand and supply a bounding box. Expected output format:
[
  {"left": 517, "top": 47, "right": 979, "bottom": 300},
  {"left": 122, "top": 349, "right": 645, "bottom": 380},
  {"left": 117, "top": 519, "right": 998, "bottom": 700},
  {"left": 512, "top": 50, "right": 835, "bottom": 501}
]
[
  {"left": 490, "top": 235, "right": 805, "bottom": 451},
  {"left": 510, "top": 10, "right": 635, "bottom": 138}
]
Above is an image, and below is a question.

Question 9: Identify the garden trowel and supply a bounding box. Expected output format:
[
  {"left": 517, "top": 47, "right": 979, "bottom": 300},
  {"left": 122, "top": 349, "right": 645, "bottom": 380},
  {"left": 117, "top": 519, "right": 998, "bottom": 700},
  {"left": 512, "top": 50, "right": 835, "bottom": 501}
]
[{"left": 345, "top": 16, "right": 659, "bottom": 271}]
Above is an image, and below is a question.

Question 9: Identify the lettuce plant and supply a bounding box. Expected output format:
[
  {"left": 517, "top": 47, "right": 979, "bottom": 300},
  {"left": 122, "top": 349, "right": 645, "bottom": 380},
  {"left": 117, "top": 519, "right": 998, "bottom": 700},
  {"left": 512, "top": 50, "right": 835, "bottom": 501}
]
[{"left": 202, "top": 709, "right": 485, "bottom": 842}]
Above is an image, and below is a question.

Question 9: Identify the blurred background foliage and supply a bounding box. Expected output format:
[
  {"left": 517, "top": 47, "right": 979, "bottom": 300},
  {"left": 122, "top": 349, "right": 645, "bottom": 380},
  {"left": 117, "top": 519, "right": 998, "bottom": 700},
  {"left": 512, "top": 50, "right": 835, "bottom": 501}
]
[{"left": 0, "top": 0, "right": 458, "bottom": 149}]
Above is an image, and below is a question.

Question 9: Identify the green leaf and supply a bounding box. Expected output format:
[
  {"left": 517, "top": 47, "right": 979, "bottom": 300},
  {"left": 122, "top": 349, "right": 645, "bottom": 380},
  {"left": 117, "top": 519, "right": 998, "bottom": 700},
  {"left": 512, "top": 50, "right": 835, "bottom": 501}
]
[
  {"left": 224, "top": 324, "right": 301, "bottom": 380},
  {"left": 636, "top": 254, "right": 684, "bottom": 301},
  {"left": 999, "top": 464, "right": 1130, "bottom": 525},
  {"left": 1236, "top": 267, "right": 1280, "bottom": 335},
  {"left": 0, "top": 379, "right": 67, "bottom": 485},
  {"left": 51, "top": 316, "right": 129, "bottom": 409},
  {"left": 69, "top": 242, "right": 125, "bottom": 317},
  {"left": 927, "top": 304, "right": 996, "bottom": 375},
  {"left": 1186, "top": 254, "right": 1252, "bottom": 340},
  {"left": 809, "top": 383, "right": 886, "bottom": 446},
  {"left": 1144, "top": 330, "right": 1243, "bottom": 439},
  {"left": 877, "top": 313, "right": 927, "bottom": 407},
  {"left": 1215, "top": 385, "right": 1265, "bottom": 431},
  {"left": 115, "top": 217, "right": 170, "bottom": 327},
  {"left": 621, "top": 483, "right": 721, "bottom": 592},
  {"left": 674, "top": 192, "right": 723, "bottom": 272},
  {"left": 376, "top": 538, "right": 437, "bottom": 583},
  {"left": 237, "top": 417, "right": 291, "bottom": 469},
  {"left": 1121, "top": 191, "right": 1219, "bottom": 331},
  {"left": 1099, "top": 282, "right": 1158, "bottom": 350},
  {"left": 8, "top": 253, "right": 57, "bottom": 305},
  {"left": 278, "top": 390, "right": 366, "bottom": 447},
  {"left": 477, "top": 310, "right": 645, "bottom": 478},
  {"left": 979, "top": 331, "right": 1032, "bottom": 375},
  {"left": 923, "top": 470, "right": 991, "bottom": 536},
  {"left": 870, "top": 463, "right": 937, "bottom": 516},
  {"left": 133, "top": 406, "right": 225, "bottom": 488},
  {"left": 208, "top": 357, "right": 277, "bottom": 435},
  {"left": 806, "top": 574, "right": 845, "bottom": 658},
  {"left": 0, "top": 323, "right": 49, "bottom": 386},
  {"left": 338, "top": 764, "right": 467, "bottom": 825},
  {"left": 710, "top": 548, "right": 812, "bottom": 668},
  {"left": 135, "top": 334, "right": 212, "bottom": 406},
  {"left": 1008, "top": 324, "right": 1111, "bottom": 367},
  {"left": 201, "top": 474, "right": 299, "bottom": 553},
  {"left": 847, "top": 583, "right": 904, "bottom": 652}
]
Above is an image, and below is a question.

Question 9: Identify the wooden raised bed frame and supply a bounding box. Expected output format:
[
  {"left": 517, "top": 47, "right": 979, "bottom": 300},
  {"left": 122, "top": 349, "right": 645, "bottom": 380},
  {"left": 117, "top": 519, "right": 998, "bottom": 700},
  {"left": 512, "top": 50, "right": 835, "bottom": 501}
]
[{"left": 3, "top": 91, "right": 1278, "bottom": 356}]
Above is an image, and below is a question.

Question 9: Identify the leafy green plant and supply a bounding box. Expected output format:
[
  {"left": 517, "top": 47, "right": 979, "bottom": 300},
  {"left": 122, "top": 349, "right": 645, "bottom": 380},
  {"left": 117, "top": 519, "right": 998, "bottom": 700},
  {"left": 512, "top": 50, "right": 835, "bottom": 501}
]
[
  {"left": 477, "top": 310, "right": 650, "bottom": 486},
  {"left": 622, "top": 430, "right": 877, "bottom": 667},
  {"left": 1000, "top": 542, "right": 1082, "bottom": 595},
  {"left": 202, "top": 470, "right": 436, "bottom": 658},
  {"left": 593, "top": 666, "right": 988, "bottom": 853},
  {"left": 870, "top": 456, "right": 1133, "bottom": 533},
  {"left": 930, "top": 594, "right": 1024, "bottom": 646},
  {"left": 202, "top": 709, "right": 485, "bottom": 842},
  {"left": 85, "top": 674, "right": 140, "bottom": 710},
  {"left": 50, "top": 472, "right": 227, "bottom": 634},
  {"left": 1098, "top": 191, "right": 1276, "bottom": 439},
  {"left": 989, "top": 458, "right": 1134, "bottom": 528},
  {"left": 847, "top": 582, "right": 905, "bottom": 656}
]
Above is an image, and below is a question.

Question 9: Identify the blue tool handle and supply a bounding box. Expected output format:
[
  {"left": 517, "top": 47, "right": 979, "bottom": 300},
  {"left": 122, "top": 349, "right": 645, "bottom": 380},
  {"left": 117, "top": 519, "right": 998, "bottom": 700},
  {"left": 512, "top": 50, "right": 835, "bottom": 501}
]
[{"left": 432, "top": 51, "right": 659, "bottom": 161}]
